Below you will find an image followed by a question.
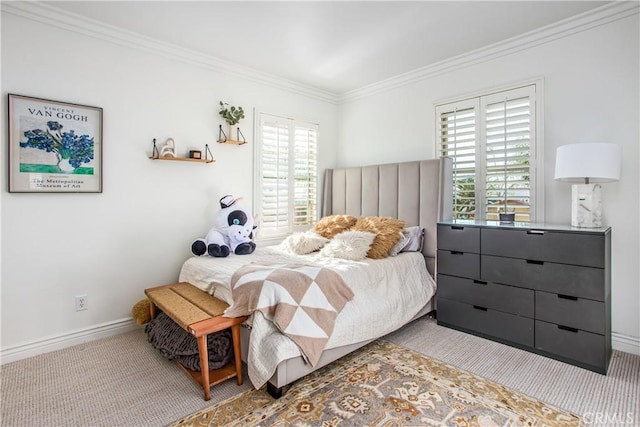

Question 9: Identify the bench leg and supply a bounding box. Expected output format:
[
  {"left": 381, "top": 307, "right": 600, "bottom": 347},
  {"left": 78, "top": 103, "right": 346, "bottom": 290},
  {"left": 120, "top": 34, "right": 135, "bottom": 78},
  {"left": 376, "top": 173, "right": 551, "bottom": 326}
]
[
  {"left": 231, "top": 324, "right": 243, "bottom": 385},
  {"left": 197, "top": 335, "right": 211, "bottom": 401},
  {"left": 149, "top": 301, "right": 156, "bottom": 320}
]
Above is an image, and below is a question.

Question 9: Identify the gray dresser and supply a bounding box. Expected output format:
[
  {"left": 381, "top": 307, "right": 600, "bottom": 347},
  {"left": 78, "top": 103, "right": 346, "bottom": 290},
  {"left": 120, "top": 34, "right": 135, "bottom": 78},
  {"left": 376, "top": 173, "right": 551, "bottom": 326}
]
[{"left": 436, "top": 220, "right": 611, "bottom": 374}]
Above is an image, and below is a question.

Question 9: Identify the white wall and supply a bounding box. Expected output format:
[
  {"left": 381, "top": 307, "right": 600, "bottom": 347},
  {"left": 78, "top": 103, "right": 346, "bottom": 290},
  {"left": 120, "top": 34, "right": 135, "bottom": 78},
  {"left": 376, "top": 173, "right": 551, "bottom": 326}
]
[
  {"left": 2, "top": 5, "right": 638, "bottom": 361},
  {"left": 338, "top": 14, "right": 640, "bottom": 352},
  {"left": 0, "top": 11, "right": 338, "bottom": 358}
]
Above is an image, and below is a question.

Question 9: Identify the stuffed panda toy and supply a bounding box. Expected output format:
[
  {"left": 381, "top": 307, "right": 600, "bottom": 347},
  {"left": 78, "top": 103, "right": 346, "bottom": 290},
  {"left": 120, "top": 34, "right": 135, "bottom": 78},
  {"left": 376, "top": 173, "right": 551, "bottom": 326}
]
[{"left": 191, "top": 195, "right": 256, "bottom": 257}]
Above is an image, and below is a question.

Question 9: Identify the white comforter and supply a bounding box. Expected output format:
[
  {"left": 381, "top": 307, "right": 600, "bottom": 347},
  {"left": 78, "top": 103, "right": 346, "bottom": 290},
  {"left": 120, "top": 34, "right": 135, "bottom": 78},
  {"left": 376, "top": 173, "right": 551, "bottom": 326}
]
[{"left": 178, "top": 245, "right": 436, "bottom": 389}]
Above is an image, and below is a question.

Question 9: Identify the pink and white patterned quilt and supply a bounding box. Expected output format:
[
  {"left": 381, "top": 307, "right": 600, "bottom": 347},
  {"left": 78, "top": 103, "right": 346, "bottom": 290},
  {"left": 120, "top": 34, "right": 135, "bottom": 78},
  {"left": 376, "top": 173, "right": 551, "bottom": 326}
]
[{"left": 224, "top": 262, "right": 354, "bottom": 367}]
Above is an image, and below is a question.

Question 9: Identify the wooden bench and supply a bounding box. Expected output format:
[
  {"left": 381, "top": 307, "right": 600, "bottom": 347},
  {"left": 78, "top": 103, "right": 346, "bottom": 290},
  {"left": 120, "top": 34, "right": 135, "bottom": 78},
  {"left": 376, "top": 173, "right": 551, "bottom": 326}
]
[{"left": 145, "top": 282, "right": 248, "bottom": 401}]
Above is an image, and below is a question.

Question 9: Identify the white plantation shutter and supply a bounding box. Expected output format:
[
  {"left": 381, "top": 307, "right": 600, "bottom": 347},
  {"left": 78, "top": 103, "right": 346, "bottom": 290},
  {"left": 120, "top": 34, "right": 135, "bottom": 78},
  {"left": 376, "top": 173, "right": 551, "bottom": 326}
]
[
  {"left": 293, "top": 126, "right": 318, "bottom": 227},
  {"left": 257, "top": 113, "right": 318, "bottom": 238},
  {"left": 437, "top": 84, "right": 539, "bottom": 222},
  {"left": 260, "top": 120, "right": 290, "bottom": 235},
  {"left": 483, "top": 86, "right": 535, "bottom": 222},
  {"left": 437, "top": 99, "right": 480, "bottom": 220}
]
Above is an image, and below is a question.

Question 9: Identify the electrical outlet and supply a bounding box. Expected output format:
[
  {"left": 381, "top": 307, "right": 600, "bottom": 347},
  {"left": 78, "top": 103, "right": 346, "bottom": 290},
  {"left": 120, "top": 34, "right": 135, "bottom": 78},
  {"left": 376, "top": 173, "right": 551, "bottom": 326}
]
[{"left": 75, "top": 294, "right": 88, "bottom": 311}]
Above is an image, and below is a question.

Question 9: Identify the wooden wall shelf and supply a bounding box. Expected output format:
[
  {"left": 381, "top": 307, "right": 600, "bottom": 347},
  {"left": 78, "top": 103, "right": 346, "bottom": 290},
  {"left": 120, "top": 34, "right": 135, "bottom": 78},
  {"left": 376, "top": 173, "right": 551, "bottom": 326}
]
[
  {"left": 150, "top": 139, "right": 215, "bottom": 163},
  {"left": 217, "top": 125, "right": 248, "bottom": 145},
  {"left": 217, "top": 139, "right": 247, "bottom": 145},
  {"left": 149, "top": 155, "right": 214, "bottom": 163}
]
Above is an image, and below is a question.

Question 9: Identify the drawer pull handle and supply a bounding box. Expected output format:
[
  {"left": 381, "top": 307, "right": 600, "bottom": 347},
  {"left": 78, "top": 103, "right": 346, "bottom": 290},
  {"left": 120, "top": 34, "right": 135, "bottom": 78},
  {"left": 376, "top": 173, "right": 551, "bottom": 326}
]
[
  {"left": 558, "top": 325, "right": 579, "bottom": 333},
  {"left": 473, "top": 305, "right": 488, "bottom": 311},
  {"left": 558, "top": 294, "right": 578, "bottom": 301},
  {"left": 450, "top": 251, "right": 463, "bottom": 255},
  {"left": 451, "top": 226, "right": 464, "bottom": 230},
  {"left": 473, "top": 280, "right": 487, "bottom": 285},
  {"left": 526, "top": 260, "right": 544, "bottom": 265},
  {"left": 527, "top": 230, "right": 545, "bottom": 235}
]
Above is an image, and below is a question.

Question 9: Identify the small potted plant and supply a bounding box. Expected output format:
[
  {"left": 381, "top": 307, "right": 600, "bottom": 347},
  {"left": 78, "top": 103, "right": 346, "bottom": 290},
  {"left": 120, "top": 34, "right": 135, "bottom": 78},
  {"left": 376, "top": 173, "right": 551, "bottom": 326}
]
[
  {"left": 499, "top": 194, "right": 515, "bottom": 223},
  {"left": 218, "top": 102, "right": 245, "bottom": 143}
]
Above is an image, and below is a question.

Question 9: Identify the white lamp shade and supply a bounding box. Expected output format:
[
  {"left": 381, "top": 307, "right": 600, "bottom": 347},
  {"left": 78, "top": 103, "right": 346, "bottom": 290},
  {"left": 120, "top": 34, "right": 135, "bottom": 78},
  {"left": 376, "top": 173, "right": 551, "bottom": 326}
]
[{"left": 554, "top": 143, "right": 621, "bottom": 183}]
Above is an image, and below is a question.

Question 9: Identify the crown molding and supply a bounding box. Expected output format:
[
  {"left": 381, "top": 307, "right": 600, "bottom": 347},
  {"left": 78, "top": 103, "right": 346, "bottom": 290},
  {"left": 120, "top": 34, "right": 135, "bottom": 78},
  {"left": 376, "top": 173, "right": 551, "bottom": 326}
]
[
  {"left": 339, "top": 1, "right": 640, "bottom": 104},
  {"left": 1, "top": 1, "right": 340, "bottom": 105},
  {"left": 3, "top": 1, "right": 637, "bottom": 106}
]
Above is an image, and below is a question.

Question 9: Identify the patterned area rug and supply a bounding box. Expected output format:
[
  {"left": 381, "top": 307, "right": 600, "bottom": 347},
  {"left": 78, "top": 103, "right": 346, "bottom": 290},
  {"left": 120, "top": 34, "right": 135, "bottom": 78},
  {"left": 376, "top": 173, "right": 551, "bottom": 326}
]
[{"left": 171, "top": 340, "right": 581, "bottom": 426}]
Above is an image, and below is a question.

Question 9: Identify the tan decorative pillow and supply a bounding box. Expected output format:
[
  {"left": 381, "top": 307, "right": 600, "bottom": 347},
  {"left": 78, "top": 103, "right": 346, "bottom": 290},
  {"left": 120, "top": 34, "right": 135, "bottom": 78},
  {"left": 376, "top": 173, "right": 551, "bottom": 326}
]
[
  {"left": 313, "top": 214, "right": 358, "bottom": 239},
  {"left": 352, "top": 216, "right": 406, "bottom": 259}
]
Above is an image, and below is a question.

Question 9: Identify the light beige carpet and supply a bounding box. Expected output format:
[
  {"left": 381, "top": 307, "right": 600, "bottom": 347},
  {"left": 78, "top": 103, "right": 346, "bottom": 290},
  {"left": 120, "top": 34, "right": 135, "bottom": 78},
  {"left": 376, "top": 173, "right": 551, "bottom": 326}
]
[
  {"left": 172, "top": 340, "right": 580, "bottom": 427},
  {"left": 1, "top": 316, "right": 638, "bottom": 426}
]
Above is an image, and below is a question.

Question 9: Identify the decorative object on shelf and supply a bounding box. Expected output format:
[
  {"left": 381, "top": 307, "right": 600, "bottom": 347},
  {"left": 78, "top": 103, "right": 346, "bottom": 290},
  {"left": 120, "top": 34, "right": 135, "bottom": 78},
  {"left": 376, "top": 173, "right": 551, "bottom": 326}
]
[
  {"left": 554, "top": 143, "right": 621, "bottom": 228},
  {"left": 159, "top": 138, "right": 177, "bottom": 158},
  {"left": 8, "top": 94, "right": 103, "bottom": 193},
  {"left": 218, "top": 101, "right": 244, "bottom": 125},
  {"left": 150, "top": 139, "right": 214, "bottom": 163},
  {"left": 217, "top": 101, "right": 247, "bottom": 144},
  {"left": 498, "top": 182, "right": 515, "bottom": 223},
  {"left": 189, "top": 150, "right": 202, "bottom": 159}
]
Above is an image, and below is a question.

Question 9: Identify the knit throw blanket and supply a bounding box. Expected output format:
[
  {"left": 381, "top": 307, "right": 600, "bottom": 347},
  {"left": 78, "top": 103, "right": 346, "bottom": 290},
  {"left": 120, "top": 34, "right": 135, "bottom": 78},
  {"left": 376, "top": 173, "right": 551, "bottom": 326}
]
[
  {"left": 145, "top": 312, "right": 233, "bottom": 371},
  {"left": 225, "top": 263, "right": 354, "bottom": 367}
]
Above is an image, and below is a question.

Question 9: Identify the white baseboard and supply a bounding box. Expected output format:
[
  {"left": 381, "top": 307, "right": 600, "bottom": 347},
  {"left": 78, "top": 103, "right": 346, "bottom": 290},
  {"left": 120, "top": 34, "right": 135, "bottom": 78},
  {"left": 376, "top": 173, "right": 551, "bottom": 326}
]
[
  {"left": 612, "top": 332, "right": 640, "bottom": 356},
  {"left": 0, "top": 318, "right": 139, "bottom": 365},
  {"left": 1, "top": 319, "right": 637, "bottom": 365}
]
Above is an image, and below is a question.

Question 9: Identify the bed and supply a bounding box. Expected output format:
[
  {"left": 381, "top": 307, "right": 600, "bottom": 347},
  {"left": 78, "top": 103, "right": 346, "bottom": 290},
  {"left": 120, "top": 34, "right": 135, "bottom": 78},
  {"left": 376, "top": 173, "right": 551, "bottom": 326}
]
[{"left": 179, "top": 158, "right": 452, "bottom": 397}]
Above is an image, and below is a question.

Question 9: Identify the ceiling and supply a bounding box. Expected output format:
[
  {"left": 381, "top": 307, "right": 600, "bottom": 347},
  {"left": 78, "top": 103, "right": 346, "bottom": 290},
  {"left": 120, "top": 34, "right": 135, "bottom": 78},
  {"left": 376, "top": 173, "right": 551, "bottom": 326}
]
[{"left": 47, "top": 1, "right": 609, "bottom": 95}]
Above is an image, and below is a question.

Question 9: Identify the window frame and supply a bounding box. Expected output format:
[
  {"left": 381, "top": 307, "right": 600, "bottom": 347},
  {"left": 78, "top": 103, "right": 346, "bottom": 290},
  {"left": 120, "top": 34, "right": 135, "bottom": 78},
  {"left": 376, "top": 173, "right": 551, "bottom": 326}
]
[
  {"left": 435, "top": 79, "right": 544, "bottom": 223},
  {"left": 254, "top": 111, "right": 319, "bottom": 242}
]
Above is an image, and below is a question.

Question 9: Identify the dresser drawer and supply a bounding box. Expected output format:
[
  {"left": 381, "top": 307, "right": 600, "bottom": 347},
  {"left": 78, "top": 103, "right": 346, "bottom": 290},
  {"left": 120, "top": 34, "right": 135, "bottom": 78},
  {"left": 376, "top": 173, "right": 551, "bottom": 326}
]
[
  {"left": 438, "top": 298, "right": 534, "bottom": 347},
  {"left": 535, "top": 320, "right": 606, "bottom": 370},
  {"left": 437, "top": 274, "right": 533, "bottom": 317},
  {"left": 535, "top": 291, "right": 605, "bottom": 335},
  {"left": 481, "top": 255, "right": 604, "bottom": 301},
  {"left": 481, "top": 228, "right": 605, "bottom": 268},
  {"left": 437, "top": 225, "right": 480, "bottom": 253},
  {"left": 437, "top": 250, "right": 479, "bottom": 279}
]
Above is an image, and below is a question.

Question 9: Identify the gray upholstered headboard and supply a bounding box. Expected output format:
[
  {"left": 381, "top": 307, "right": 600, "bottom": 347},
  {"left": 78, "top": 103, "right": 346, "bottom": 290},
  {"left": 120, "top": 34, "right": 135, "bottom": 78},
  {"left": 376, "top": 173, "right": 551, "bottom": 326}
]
[{"left": 321, "top": 158, "right": 453, "bottom": 276}]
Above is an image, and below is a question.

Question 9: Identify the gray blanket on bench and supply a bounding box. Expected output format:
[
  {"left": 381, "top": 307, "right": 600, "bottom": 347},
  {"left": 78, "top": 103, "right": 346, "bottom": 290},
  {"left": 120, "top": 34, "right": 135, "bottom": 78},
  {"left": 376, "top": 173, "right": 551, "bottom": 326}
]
[{"left": 145, "top": 311, "right": 233, "bottom": 371}]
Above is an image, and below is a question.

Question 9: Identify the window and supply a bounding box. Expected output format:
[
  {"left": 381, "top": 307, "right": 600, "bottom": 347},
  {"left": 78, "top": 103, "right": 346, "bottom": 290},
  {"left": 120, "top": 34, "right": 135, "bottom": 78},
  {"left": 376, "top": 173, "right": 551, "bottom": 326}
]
[
  {"left": 255, "top": 113, "right": 318, "bottom": 239},
  {"left": 436, "top": 83, "right": 540, "bottom": 222}
]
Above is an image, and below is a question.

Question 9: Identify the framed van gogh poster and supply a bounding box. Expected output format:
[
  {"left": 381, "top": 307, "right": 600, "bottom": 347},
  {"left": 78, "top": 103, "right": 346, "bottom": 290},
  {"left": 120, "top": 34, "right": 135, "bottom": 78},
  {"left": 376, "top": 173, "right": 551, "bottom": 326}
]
[{"left": 8, "top": 94, "right": 103, "bottom": 193}]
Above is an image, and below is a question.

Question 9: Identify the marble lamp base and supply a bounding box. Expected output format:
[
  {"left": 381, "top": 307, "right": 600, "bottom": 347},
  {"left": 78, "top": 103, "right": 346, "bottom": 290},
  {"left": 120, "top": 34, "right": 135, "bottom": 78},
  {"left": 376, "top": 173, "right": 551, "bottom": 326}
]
[{"left": 571, "top": 183, "right": 603, "bottom": 228}]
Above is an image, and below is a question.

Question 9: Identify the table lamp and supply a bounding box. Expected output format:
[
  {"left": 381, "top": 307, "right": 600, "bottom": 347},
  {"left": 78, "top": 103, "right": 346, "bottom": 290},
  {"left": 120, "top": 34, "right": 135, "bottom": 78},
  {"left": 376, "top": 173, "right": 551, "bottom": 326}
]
[{"left": 554, "top": 143, "right": 621, "bottom": 228}]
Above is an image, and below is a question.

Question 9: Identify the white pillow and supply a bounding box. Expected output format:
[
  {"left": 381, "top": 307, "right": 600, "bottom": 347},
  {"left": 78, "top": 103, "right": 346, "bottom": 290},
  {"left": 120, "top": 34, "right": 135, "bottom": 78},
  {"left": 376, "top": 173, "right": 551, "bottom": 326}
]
[
  {"left": 319, "top": 230, "right": 375, "bottom": 260},
  {"left": 282, "top": 230, "right": 329, "bottom": 255},
  {"left": 389, "top": 226, "right": 424, "bottom": 256},
  {"left": 401, "top": 226, "right": 424, "bottom": 252},
  {"left": 389, "top": 231, "right": 410, "bottom": 257}
]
